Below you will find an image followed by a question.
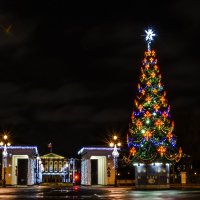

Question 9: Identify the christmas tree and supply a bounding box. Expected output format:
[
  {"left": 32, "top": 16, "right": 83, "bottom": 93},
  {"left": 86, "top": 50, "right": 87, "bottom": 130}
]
[{"left": 127, "top": 29, "right": 182, "bottom": 164}]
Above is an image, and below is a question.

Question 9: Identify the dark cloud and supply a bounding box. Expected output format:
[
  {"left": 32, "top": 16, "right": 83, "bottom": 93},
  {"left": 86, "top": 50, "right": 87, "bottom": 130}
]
[
  {"left": 92, "top": 109, "right": 129, "bottom": 124},
  {"left": 35, "top": 105, "right": 94, "bottom": 122}
]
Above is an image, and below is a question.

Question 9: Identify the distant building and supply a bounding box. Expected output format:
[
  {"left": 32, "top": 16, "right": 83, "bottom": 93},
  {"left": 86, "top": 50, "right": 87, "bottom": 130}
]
[
  {"left": 40, "top": 153, "right": 78, "bottom": 183},
  {"left": 0, "top": 145, "right": 41, "bottom": 186}
]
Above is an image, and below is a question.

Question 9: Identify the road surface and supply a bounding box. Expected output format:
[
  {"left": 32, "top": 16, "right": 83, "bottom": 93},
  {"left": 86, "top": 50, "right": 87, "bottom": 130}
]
[{"left": 0, "top": 185, "right": 200, "bottom": 199}]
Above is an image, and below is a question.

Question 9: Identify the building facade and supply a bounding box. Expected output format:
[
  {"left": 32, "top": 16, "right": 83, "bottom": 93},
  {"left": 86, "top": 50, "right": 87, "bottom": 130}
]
[
  {"left": 40, "top": 153, "right": 77, "bottom": 183},
  {"left": 0, "top": 146, "right": 42, "bottom": 186},
  {"left": 78, "top": 147, "right": 116, "bottom": 185}
]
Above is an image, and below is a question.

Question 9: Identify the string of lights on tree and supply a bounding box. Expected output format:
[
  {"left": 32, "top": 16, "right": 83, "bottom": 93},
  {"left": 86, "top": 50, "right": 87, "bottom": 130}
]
[{"left": 126, "top": 29, "right": 182, "bottom": 164}]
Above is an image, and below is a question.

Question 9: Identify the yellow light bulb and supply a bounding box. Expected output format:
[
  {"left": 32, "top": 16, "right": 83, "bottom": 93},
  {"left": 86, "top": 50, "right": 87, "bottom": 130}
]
[
  {"left": 110, "top": 142, "right": 114, "bottom": 147},
  {"left": 117, "top": 142, "right": 121, "bottom": 147},
  {"left": 3, "top": 135, "right": 8, "bottom": 140}
]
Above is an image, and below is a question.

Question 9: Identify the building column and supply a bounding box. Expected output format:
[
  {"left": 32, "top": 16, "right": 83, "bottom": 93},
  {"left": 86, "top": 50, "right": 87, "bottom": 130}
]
[{"left": 27, "top": 158, "right": 34, "bottom": 185}]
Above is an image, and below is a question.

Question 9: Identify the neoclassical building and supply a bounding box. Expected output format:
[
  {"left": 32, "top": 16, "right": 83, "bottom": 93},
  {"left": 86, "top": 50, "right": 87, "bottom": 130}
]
[{"left": 40, "top": 153, "right": 77, "bottom": 183}]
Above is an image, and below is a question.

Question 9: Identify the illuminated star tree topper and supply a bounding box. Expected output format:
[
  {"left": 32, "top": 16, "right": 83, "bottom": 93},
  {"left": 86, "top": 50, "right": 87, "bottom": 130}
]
[{"left": 145, "top": 29, "right": 156, "bottom": 51}]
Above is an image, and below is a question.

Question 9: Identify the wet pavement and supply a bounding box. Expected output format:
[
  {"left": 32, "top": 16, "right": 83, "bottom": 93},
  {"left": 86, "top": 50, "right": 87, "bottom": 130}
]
[{"left": 0, "top": 185, "right": 200, "bottom": 199}]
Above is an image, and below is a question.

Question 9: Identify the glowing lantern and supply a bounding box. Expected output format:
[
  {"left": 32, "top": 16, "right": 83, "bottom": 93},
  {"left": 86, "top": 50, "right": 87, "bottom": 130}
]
[
  {"left": 162, "top": 111, "right": 168, "bottom": 119},
  {"left": 145, "top": 96, "right": 152, "bottom": 103},
  {"left": 141, "top": 89, "right": 146, "bottom": 95},
  {"left": 130, "top": 147, "right": 137, "bottom": 156},
  {"left": 143, "top": 130, "right": 152, "bottom": 141},
  {"left": 157, "top": 146, "right": 166, "bottom": 157},
  {"left": 154, "top": 104, "right": 160, "bottom": 111},
  {"left": 160, "top": 96, "right": 165, "bottom": 104},
  {"left": 149, "top": 57, "right": 154, "bottom": 63},
  {"left": 145, "top": 51, "right": 151, "bottom": 57},
  {"left": 143, "top": 58, "right": 147, "bottom": 63},
  {"left": 144, "top": 111, "right": 152, "bottom": 118},
  {"left": 151, "top": 50, "right": 156, "bottom": 57},
  {"left": 138, "top": 104, "right": 143, "bottom": 112},
  {"left": 141, "top": 73, "right": 146, "bottom": 80},
  {"left": 154, "top": 65, "right": 158, "bottom": 70},
  {"left": 145, "top": 64, "right": 150, "bottom": 70},
  {"left": 155, "top": 119, "right": 163, "bottom": 129},
  {"left": 167, "top": 132, "right": 173, "bottom": 142},
  {"left": 178, "top": 147, "right": 183, "bottom": 157},
  {"left": 151, "top": 72, "right": 156, "bottom": 78},
  {"left": 146, "top": 81, "right": 151, "bottom": 87},
  {"left": 153, "top": 88, "right": 158, "bottom": 94},
  {"left": 136, "top": 120, "right": 142, "bottom": 130}
]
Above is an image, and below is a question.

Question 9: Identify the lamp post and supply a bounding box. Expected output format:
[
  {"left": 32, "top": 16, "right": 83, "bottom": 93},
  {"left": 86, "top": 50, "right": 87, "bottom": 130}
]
[
  {"left": 109, "top": 135, "right": 121, "bottom": 187},
  {"left": 0, "top": 134, "right": 11, "bottom": 187}
]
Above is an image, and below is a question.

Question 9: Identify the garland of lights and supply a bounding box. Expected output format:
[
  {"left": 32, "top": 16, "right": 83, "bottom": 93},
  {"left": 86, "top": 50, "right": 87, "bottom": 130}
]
[
  {"left": 78, "top": 147, "right": 117, "bottom": 155},
  {"left": 0, "top": 146, "right": 38, "bottom": 154}
]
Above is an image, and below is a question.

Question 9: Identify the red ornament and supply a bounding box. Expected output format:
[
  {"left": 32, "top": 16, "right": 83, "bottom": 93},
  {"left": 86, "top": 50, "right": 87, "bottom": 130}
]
[{"left": 162, "top": 111, "right": 168, "bottom": 119}]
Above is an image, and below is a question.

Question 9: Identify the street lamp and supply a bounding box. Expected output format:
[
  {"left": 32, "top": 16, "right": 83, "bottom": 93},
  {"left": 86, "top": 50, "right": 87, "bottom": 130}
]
[
  {"left": 0, "top": 134, "right": 11, "bottom": 187},
  {"left": 110, "top": 135, "right": 121, "bottom": 187}
]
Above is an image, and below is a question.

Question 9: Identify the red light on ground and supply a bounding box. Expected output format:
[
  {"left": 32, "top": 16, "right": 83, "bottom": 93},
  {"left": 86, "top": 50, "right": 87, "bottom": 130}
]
[{"left": 74, "top": 186, "right": 78, "bottom": 191}]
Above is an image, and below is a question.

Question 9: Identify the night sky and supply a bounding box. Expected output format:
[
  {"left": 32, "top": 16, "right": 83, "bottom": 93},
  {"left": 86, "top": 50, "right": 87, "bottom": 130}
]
[{"left": 0, "top": 1, "right": 200, "bottom": 167}]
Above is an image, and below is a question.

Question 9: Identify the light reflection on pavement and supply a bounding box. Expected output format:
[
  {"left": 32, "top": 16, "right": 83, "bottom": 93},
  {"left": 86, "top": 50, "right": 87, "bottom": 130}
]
[
  {"left": 97, "top": 189, "right": 200, "bottom": 200},
  {"left": 0, "top": 186, "right": 200, "bottom": 199}
]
